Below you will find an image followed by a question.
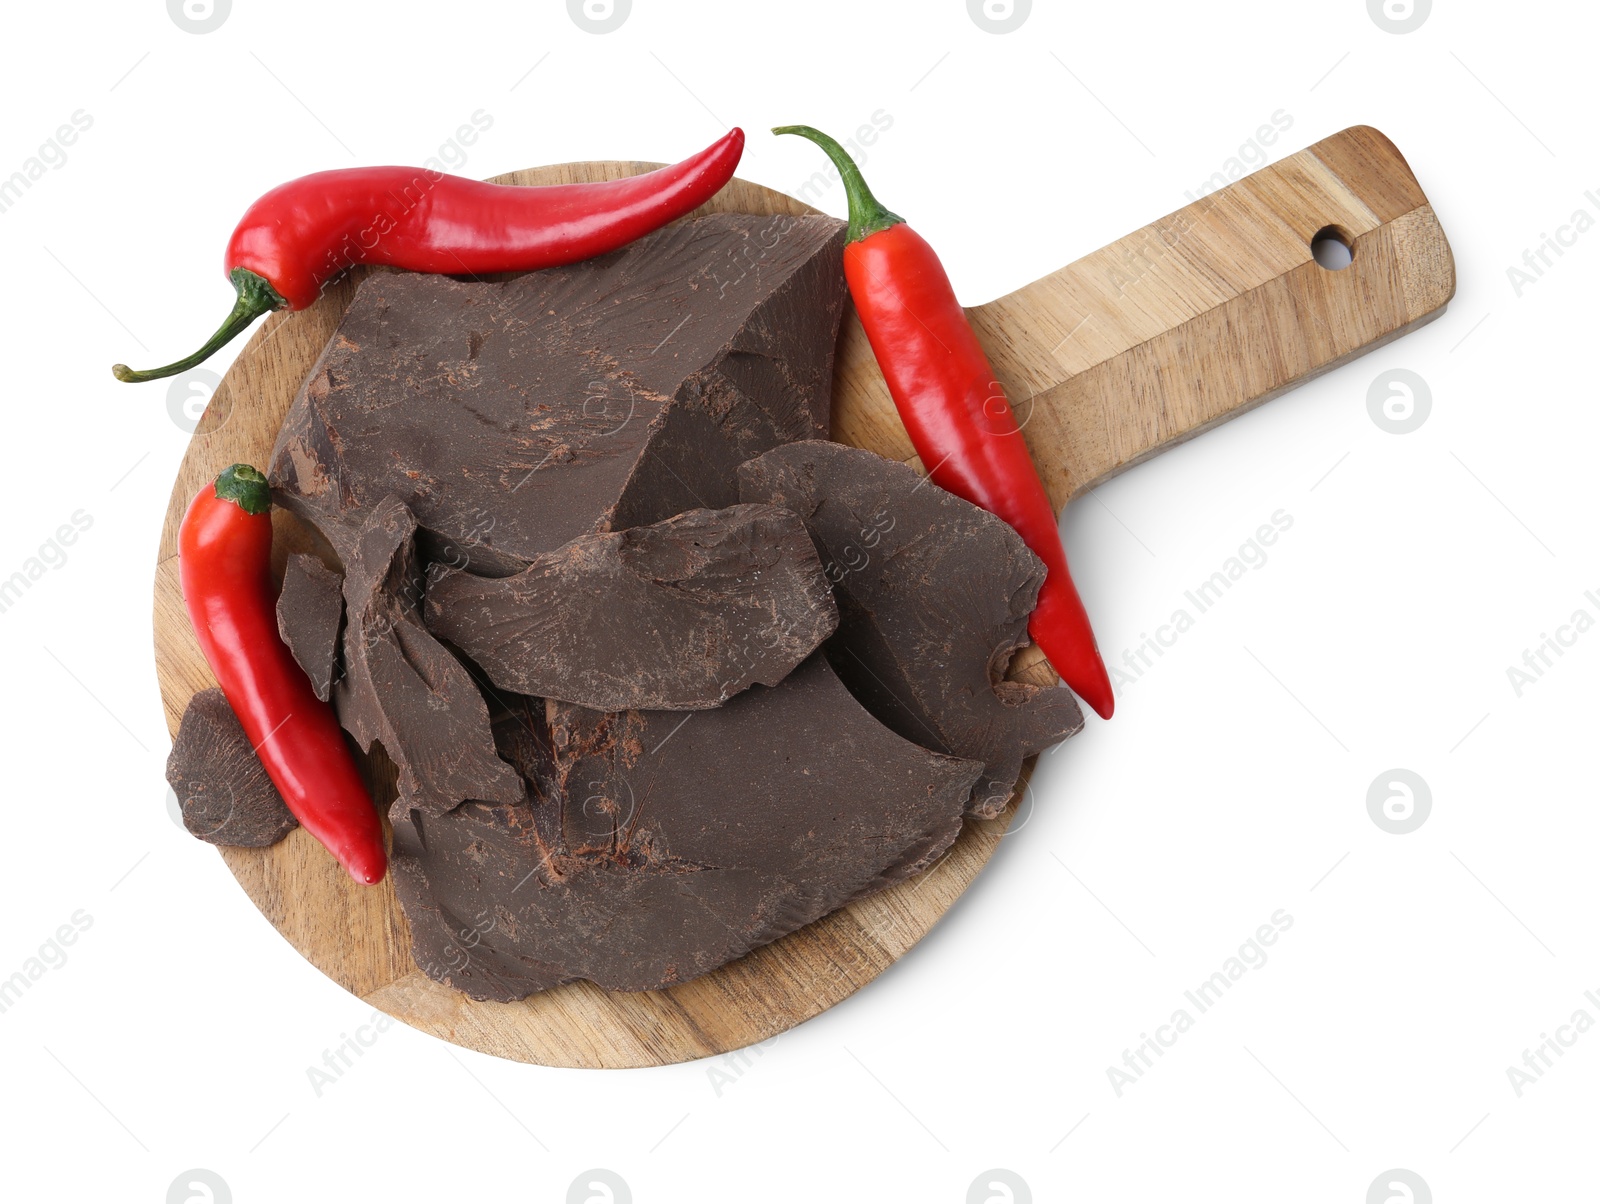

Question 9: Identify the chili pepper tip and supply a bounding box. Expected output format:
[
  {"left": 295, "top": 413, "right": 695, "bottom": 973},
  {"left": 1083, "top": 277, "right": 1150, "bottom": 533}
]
[
  {"left": 343, "top": 848, "right": 387, "bottom": 885},
  {"left": 113, "top": 268, "right": 286, "bottom": 383}
]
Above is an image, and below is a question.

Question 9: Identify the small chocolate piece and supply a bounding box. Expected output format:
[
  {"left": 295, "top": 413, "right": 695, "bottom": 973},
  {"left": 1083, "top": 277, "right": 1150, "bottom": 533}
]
[
  {"left": 485, "top": 695, "right": 561, "bottom": 817},
  {"left": 739, "top": 441, "right": 1083, "bottom": 818},
  {"left": 389, "top": 655, "right": 983, "bottom": 1000},
  {"left": 166, "top": 687, "right": 297, "bottom": 847},
  {"left": 276, "top": 553, "right": 344, "bottom": 701},
  {"left": 268, "top": 213, "right": 849, "bottom": 573},
  {"left": 335, "top": 495, "right": 523, "bottom": 814},
  {"left": 424, "top": 504, "right": 838, "bottom": 711}
]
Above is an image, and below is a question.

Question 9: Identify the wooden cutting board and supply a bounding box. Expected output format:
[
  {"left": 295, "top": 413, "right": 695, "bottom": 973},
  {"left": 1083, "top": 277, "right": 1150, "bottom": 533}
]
[{"left": 152, "top": 125, "right": 1453, "bottom": 1069}]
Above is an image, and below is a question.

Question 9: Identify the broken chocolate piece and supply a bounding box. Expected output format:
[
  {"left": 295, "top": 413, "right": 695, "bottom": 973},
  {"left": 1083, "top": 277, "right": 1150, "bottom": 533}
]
[
  {"left": 335, "top": 495, "right": 523, "bottom": 814},
  {"left": 388, "top": 655, "right": 983, "bottom": 1000},
  {"left": 424, "top": 504, "right": 839, "bottom": 711},
  {"left": 739, "top": 441, "right": 1082, "bottom": 818},
  {"left": 276, "top": 553, "right": 344, "bottom": 701},
  {"left": 485, "top": 695, "right": 561, "bottom": 818},
  {"left": 268, "top": 213, "right": 849, "bottom": 573},
  {"left": 166, "top": 687, "right": 298, "bottom": 847}
]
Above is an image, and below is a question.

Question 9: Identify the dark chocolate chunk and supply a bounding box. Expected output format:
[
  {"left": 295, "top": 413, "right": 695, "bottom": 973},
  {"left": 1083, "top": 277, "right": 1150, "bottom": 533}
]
[
  {"left": 485, "top": 695, "right": 561, "bottom": 819},
  {"left": 334, "top": 495, "right": 523, "bottom": 814},
  {"left": 388, "top": 655, "right": 983, "bottom": 1000},
  {"left": 739, "top": 441, "right": 1082, "bottom": 818},
  {"left": 268, "top": 213, "right": 849, "bottom": 573},
  {"left": 424, "top": 504, "right": 838, "bottom": 711},
  {"left": 276, "top": 553, "right": 344, "bottom": 701},
  {"left": 166, "top": 687, "right": 298, "bottom": 847}
]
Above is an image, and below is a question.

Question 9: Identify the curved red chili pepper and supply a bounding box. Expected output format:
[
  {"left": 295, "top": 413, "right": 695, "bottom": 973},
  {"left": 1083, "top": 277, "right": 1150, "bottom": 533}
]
[
  {"left": 179, "top": 465, "right": 387, "bottom": 883},
  {"left": 115, "top": 127, "right": 745, "bottom": 383},
  {"left": 775, "top": 125, "right": 1115, "bottom": 719}
]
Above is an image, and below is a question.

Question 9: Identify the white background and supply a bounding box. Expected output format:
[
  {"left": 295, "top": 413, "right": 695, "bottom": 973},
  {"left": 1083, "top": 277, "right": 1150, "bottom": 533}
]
[{"left": 0, "top": 1, "right": 1594, "bottom": 1201}]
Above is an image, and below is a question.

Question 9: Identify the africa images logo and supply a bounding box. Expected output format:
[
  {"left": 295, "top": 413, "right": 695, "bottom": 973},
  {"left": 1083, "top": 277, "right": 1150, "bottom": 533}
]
[
  {"left": 167, "top": 369, "right": 225, "bottom": 434},
  {"left": 168, "top": 1169, "right": 231, "bottom": 1204},
  {"left": 1367, "top": 0, "right": 1430, "bottom": 34},
  {"left": 968, "top": 1168, "right": 1031, "bottom": 1203},
  {"left": 167, "top": 0, "right": 231, "bottom": 34},
  {"left": 968, "top": 0, "right": 1031, "bottom": 34},
  {"left": 568, "top": 1169, "right": 630, "bottom": 1203},
  {"left": 568, "top": 0, "right": 630, "bottom": 34},
  {"left": 1367, "top": 769, "right": 1431, "bottom": 835},
  {"left": 1367, "top": 369, "right": 1432, "bottom": 434},
  {"left": 1368, "top": 1169, "right": 1431, "bottom": 1203}
]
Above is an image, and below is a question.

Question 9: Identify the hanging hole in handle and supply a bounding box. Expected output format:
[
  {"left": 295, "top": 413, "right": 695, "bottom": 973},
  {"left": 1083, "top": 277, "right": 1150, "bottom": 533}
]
[{"left": 1311, "top": 225, "right": 1355, "bottom": 270}]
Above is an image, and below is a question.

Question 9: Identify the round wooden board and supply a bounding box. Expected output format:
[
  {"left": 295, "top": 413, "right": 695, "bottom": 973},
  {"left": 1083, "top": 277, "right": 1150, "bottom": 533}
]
[{"left": 152, "top": 162, "right": 1054, "bottom": 1070}]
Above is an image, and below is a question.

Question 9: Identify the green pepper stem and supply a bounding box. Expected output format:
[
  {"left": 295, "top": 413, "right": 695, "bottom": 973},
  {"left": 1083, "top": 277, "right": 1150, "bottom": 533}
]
[
  {"left": 772, "top": 125, "right": 904, "bottom": 243},
  {"left": 112, "top": 268, "right": 286, "bottom": 383},
  {"left": 213, "top": 463, "right": 272, "bottom": 515}
]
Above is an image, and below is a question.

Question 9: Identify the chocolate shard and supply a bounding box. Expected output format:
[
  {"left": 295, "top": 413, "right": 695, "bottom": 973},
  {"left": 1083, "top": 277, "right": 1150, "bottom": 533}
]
[
  {"left": 267, "top": 213, "right": 849, "bottom": 573},
  {"left": 739, "top": 441, "right": 1083, "bottom": 818},
  {"left": 335, "top": 494, "right": 523, "bottom": 814},
  {"left": 485, "top": 695, "right": 561, "bottom": 824},
  {"left": 276, "top": 553, "right": 344, "bottom": 701},
  {"left": 166, "top": 688, "right": 298, "bottom": 847},
  {"left": 388, "top": 654, "right": 983, "bottom": 1000},
  {"left": 424, "top": 504, "right": 838, "bottom": 711}
]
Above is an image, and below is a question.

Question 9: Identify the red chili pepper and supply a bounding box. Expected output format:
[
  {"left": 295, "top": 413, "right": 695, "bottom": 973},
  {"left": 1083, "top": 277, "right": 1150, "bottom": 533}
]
[
  {"left": 774, "top": 125, "right": 1115, "bottom": 719},
  {"left": 114, "top": 127, "right": 746, "bottom": 383},
  {"left": 179, "top": 464, "right": 387, "bottom": 883}
]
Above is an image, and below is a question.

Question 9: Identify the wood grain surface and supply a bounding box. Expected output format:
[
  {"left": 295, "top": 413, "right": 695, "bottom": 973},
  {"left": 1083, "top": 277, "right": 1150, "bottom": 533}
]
[{"left": 152, "top": 125, "right": 1454, "bottom": 1068}]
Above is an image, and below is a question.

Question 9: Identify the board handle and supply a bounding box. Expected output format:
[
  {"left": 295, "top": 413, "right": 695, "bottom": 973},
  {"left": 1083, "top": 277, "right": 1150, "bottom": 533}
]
[{"left": 832, "top": 125, "right": 1456, "bottom": 509}]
